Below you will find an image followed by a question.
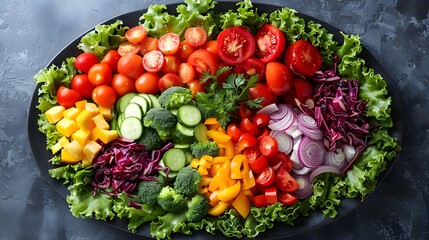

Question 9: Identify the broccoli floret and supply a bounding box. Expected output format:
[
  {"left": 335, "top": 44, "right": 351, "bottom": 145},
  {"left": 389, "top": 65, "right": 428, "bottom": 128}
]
[
  {"left": 186, "top": 194, "right": 210, "bottom": 222},
  {"left": 138, "top": 127, "right": 162, "bottom": 151},
  {"left": 190, "top": 141, "right": 220, "bottom": 158},
  {"left": 143, "top": 107, "right": 177, "bottom": 140},
  {"left": 158, "top": 86, "right": 193, "bottom": 109},
  {"left": 137, "top": 177, "right": 165, "bottom": 205},
  {"left": 173, "top": 166, "right": 202, "bottom": 197},
  {"left": 157, "top": 186, "right": 187, "bottom": 212}
]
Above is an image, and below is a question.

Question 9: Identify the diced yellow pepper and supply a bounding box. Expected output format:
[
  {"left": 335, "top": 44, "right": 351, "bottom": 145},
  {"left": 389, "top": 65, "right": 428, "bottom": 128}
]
[
  {"left": 92, "top": 113, "right": 109, "bottom": 130},
  {"left": 231, "top": 192, "right": 251, "bottom": 219},
  {"left": 98, "top": 106, "right": 113, "bottom": 122},
  {"left": 75, "top": 100, "right": 87, "bottom": 111},
  {"left": 217, "top": 181, "right": 241, "bottom": 202},
  {"left": 225, "top": 140, "right": 235, "bottom": 160},
  {"left": 207, "top": 130, "right": 231, "bottom": 144},
  {"left": 45, "top": 106, "right": 65, "bottom": 123},
  {"left": 64, "top": 140, "right": 83, "bottom": 157},
  {"left": 76, "top": 110, "right": 95, "bottom": 130},
  {"left": 91, "top": 127, "right": 118, "bottom": 144},
  {"left": 85, "top": 102, "right": 99, "bottom": 116},
  {"left": 61, "top": 149, "right": 81, "bottom": 164},
  {"left": 56, "top": 118, "right": 79, "bottom": 137},
  {"left": 230, "top": 155, "right": 246, "bottom": 179},
  {"left": 71, "top": 128, "right": 91, "bottom": 147},
  {"left": 208, "top": 202, "right": 231, "bottom": 216},
  {"left": 190, "top": 158, "right": 199, "bottom": 169},
  {"left": 82, "top": 140, "right": 102, "bottom": 162},
  {"left": 62, "top": 107, "right": 80, "bottom": 120},
  {"left": 204, "top": 118, "right": 219, "bottom": 125},
  {"left": 58, "top": 136, "right": 71, "bottom": 148}
]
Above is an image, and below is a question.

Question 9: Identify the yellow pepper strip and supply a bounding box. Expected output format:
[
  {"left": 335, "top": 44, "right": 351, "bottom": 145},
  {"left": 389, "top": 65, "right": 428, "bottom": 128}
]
[
  {"left": 207, "top": 130, "right": 231, "bottom": 144},
  {"left": 204, "top": 118, "right": 219, "bottom": 125},
  {"left": 213, "top": 156, "right": 228, "bottom": 164},
  {"left": 217, "top": 181, "right": 241, "bottom": 202},
  {"left": 225, "top": 140, "right": 235, "bottom": 160},
  {"left": 208, "top": 191, "right": 220, "bottom": 206},
  {"left": 242, "top": 169, "right": 256, "bottom": 190},
  {"left": 232, "top": 192, "right": 251, "bottom": 219},
  {"left": 208, "top": 202, "right": 231, "bottom": 216},
  {"left": 235, "top": 143, "right": 246, "bottom": 154},
  {"left": 231, "top": 155, "right": 246, "bottom": 179},
  {"left": 190, "top": 158, "right": 199, "bottom": 169},
  {"left": 198, "top": 187, "right": 208, "bottom": 194},
  {"left": 200, "top": 176, "right": 212, "bottom": 187},
  {"left": 217, "top": 127, "right": 226, "bottom": 134},
  {"left": 197, "top": 165, "right": 209, "bottom": 176}
]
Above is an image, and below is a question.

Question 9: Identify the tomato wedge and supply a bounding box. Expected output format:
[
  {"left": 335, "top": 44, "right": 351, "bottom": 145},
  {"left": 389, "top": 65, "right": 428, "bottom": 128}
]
[
  {"left": 226, "top": 123, "right": 243, "bottom": 143},
  {"left": 234, "top": 57, "right": 265, "bottom": 81},
  {"left": 187, "top": 49, "right": 218, "bottom": 75},
  {"left": 238, "top": 133, "right": 257, "bottom": 148},
  {"left": 252, "top": 113, "right": 270, "bottom": 129},
  {"left": 240, "top": 118, "right": 259, "bottom": 135},
  {"left": 256, "top": 167, "right": 275, "bottom": 187},
  {"left": 253, "top": 194, "right": 269, "bottom": 208},
  {"left": 278, "top": 192, "right": 297, "bottom": 206},
  {"left": 254, "top": 24, "right": 286, "bottom": 63},
  {"left": 285, "top": 39, "right": 322, "bottom": 77},
  {"left": 264, "top": 186, "right": 278, "bottom": 204},
  {"left": 248, "top": 155, "right": 268, "bottom": 175},
  {"left": 259, "top": 135, "right": 278, "bottom": 157},
  {"left": 216, "top": 26, "right": 255, "bottom": 65},
  {"left": 276, "top": 168, "right": 299, "bottom": 193}
]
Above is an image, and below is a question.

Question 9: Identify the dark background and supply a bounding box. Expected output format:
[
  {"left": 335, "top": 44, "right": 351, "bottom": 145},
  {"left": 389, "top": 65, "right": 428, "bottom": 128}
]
[{"left": 1, "top": 0, "right": 428, "bottom": 239}]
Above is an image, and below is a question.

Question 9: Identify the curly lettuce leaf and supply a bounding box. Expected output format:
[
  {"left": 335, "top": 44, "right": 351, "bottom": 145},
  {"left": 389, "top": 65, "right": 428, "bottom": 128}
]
[
  {"left": 67, "top": 188, "right": 115, "bottom": 221},
  {"left": 269, "top": 7, "right": 306, "bottom": 43},
  {"left": 305, "top": 21, "right": 337, "bottom": 66},
  {"left": 219, "top": 0, "right": 267, "bottom": 32},
  {"left": 150, "top": 211, "right": 188, "bottom": 239}
]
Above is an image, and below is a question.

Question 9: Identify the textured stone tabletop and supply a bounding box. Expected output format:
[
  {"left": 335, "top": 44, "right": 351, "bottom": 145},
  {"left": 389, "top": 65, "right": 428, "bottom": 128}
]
[{"left": 0, "top": 0, "right": 428, "bottom": 239}]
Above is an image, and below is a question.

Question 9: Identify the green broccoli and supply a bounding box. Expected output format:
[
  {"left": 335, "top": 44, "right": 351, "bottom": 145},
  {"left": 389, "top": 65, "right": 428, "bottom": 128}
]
[
  {"left": 185, "top": 194, "right": 210, "bottom": 222},
  {"left": 173, "top": 166, "right": 202, "bottom": 197},
  {"left": 190, "top": 140, "right": 220, "bottom": 158},
  {"left": 143, "top": 107, "right": 177, "bottom": 140},
  {"left": 158, "top": 86, "right": 193, "bottom": 109},
  {"left": 157, "top": 186, "right": 187, "bottom": 212},
  {"left": 137, "top": 176, "right": 165, "bottom": 205},
  {"left": 138, "top": 127, "right": 162, "bottom": 151}
]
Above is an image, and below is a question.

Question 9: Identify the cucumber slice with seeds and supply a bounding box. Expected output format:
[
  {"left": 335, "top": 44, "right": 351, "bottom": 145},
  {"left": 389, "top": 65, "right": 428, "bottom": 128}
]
[
  {"left": 120, "top": 117, "right": 143, "bottom": 140},
  {"left": 177, "top": 105, "right": 202, "bottom": 127},
  {"left": 124, "top": 103, "right": 142, "bottom": 119}
]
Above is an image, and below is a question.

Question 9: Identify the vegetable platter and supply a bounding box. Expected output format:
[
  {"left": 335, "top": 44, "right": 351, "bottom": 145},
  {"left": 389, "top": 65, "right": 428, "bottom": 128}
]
[{"left": 27, "top": 0, "right": 403, "bottom": 239}]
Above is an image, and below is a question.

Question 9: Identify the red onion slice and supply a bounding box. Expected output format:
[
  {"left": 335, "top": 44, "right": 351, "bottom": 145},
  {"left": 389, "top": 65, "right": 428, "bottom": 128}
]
[
  {"left": 270, "top": 131, "right": 293, "bottom": 154},
  {"left": 324, "top": 150, "right": 346, "bottom": 169},
  {"left": 297, "top": 137, "right": 326, "bottom": 169},
  {"left": 298, "top": 124, "right": 324, "bottom": 140},
  {"left": 309, "top": 165, "right": 341, "bottom": 183},
  {"left": 293, "top": 175, "right": 313, "bottom": 199},
  {"left": 270, "top": 104, "right": 293, "bottom": 120},
  {"left": 293, "top": 166, "right": 311, "bottom": 175},
  {"left": 343, "top": 144, "right": 356, "bottom": 162},
  {"left": 268, "top": 109, "right": 295, "bottom": 131},
  {"left": 297, "top": 113, "right": 319, "bottom": 130},
  {"left": 256, "top": 103, "right": 279, "bottom": 115}
]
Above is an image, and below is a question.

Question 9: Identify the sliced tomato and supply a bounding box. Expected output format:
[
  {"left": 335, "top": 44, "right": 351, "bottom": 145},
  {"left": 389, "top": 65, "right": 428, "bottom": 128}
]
[
  {"left": 238, "top": 133, "right": 257, "bottom": 148},
  {"left": 56, "top": 86, "right": 82, "bottom": 109},
  {"left": 139, "top": 37, "right": 159, "bottom": 55},
  {"left": 278, "top": 192, "right": 297, "bottom": 206},
  {"left": 71, "top": 74, "right": 94, "bottom": 99},
  {"left": 216, "top": 26, "right": 255, "bottom": 65},
  {"left": 256, "top": 167, "right": 275, "bottom": 187},
  {"left": 143, "top": 50, "right": 165, "bottom": 73},
  {"left": 268, "top": 152, "right": 287, "bottom": 171},
  {"left": 255, "top": 24, "right": 286, "bottom": 63},
  {"left": 88, "top": 63, "right": 112, "bottom": 86},
  {"left": 74, "top": 52, "right": 99, "bottom": 73},
  {"left": 285, "top": 39, "right": 322, "bottom": 77},
  {"left": 117, "top": 53, "right": 144, "bottom": 79},
  {"left": 276, "top": 168, "right": 299, "bottom": 193},
  {"left": 187, "top": 49, "right": 219, "bottom": 75},
  {"left": 244, "top": 147, "right": 261, "bottom": 162},
  {"left": 178, "top": 63, "right": 195, "bottom": 84},
  {"left": 237, "top": 104, "right": 255, "bottom": 120},
  {"left": 249, "top": 83, "right": 278, "bottom": 107},
  {"left": 226, "top": 123, "right": 243, "bottom": 143},
  {"left": 92, "top": 85, "right": 116, "bottom": 108},
  {"left": 125, "top": 25, "right": 147, "bottom": 44},
  {"left": 135, "top": 72, "right": 160, "bottom": 94},
  {"left": 158, "top": 33, "right": 180, "bottom": 55},
  {"left": 176, "top": 41, "right": 196, "bottom": 62},
  {"left": 101, "top": 50, "right": 121, "bottom": 73},
  {"left": 158, "top": 73, "right": 181, "bottom": 92},
  {"left": 185, "top": 27, "right": 207, "bottom": 47},
  {"left": 264, "top": 186, "right": 278, "bottom": 204},
  {"left": 240, "top": 118, "right": 259, "bottom": 135},
  {"left": 201, "top": 40, "right": 218, "bottom": 59},
  {"left": 248, "top": 155, "right": 268, "bottom": 175},
  {"left": 293, "top": 77, "right": 315, "bottom": 103},
  {"left": 256, "top": 127, "right": 270, "bottom": 142},
  {"left": 234, "top": 57, "right": 265, "bottom": 81},
  {"left": 259, "top": 135, "right": 278, "bottom": 157},
  {"left": 187, "top": 79, "right": 205, "bottom": 99},
  {"left": 252, "top": 194, "right": 269, "bottom": 208},
  {"left": 265, "top": 62, "right": 294, "bottom": 96},
  {"left": 118, "top": 42, "right": 140, "bottom": 56},
  {"left": 252, "top": 113, "right": 270, "bottom": 129},
  {"left": 161, "top": 55, "right": 181, "bottom": 74}
]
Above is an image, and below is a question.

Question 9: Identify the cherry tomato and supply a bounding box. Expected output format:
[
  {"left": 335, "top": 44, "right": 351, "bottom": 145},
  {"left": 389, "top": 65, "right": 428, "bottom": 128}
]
[
  {"left": 101, "top": 50, "right": 121, "bottom": 73},
  {"left": 285, "top": 39, "right": 322, "bottom": 77},
  {"left": 248, "top": 155, "right": 269, "bottom": 175},
  {"left": 201, "top": 40, "right": 218, "bottom": 59},
  {"left": 256, "top": 167, "right": 275, "bottom": 187},
  {"left": 256, "top": 127, "right": 270, "bottom": 142},
  {"left": 241, "top": 118, "right": 259, "bottom": 135},
  {"left": 249, "top": 83, "right": 278, "bottom": 107},
  {"left": 254, "top": 24, "right": 286, "bottom": 63},
  {"left": 178, "top": 63, "right": 195, "bottom": 84},
  {"left": 74, "top": 52, "right": 99, "bottom": 73},
  {"left": 139, "top": 37, "right": 159, "bottom": 55},
  {"left": 244, "top": 146, "right": 261, "bottom": 162},
  {"left": 187, "top": 80, "right": 205, "bottom": 99},
  {"left": 264, "top": 186, "right": 278, "bottom": 204},
  {"left": 226, "top": 123, "right": 243, "bottom": 143},
  {"left": 234, "top": 57, "right": 265, "bottom": 81},
  {"left": 142, "top": 50, "right": 165, "bottom": 73},
  {"left": 278, "top": 192, "right": 297, "bottom": 206},
  {"left": 117, "top": 53, "right": 144, "bottom": 79},
  {"left": 252, "top": 113, "right": 270, "bottom": 129},
  {"left": 276, "top": 168, "right": 299, "bottom": 193},
  {"left": 185, "top": 27, "right": 207, "bottom": 47},
  {"left": 70, "top": 74, "right": 94, "bottom": 99},
  {"left": 56, "top": 86, "right": 82, "bottom": 109},
  {"left": 293, "top": 77, "right": 315, "bottom": 103},
  {"left": 135, "top": 72, "right": 160, "bottom": 94},
  {"left": 280, "top": 154, "right": 293, "bottom": 173},
  {"left": 111, "top": 74, "right": 136, "bottom": 97},
  {"left": 268, "top": 152, "right": 287, "bottom": 171},
  {"left": 237, "top": 104, "right": 255, "bottom": 119},
  {"left": 252, "top": 194, "right": 269, "bottom": 208},
  {"left": 125, "top": 25, "right": 147, "bottom": 44},
  {"left": 158, "top": 73, "right": 181, "bottom": 92},
  {"left": 238, "top": 133, "right": 257, "bottom": 148},
  {"left": 92, "top": 85, "right": 116, "bottom": 107},
  {"left": 265, "top": 62, "right": 294, "bottom": 96},
  {"left": 187, "top": 49, "right": 219, "bottom": 75},
  {"left": 158, "top": 33, "right": 180, "bottom": 55},
  {"left": 176, "top": 41, "right": 196, "bottom": 62},
  {"left": 162, "top": 55, "right": 181, "bottom": 74},
  {"left": 259, "top": 135, "right": 278, "bottom": 157},
  {"left": 216, "top": 26, "right": 255, "bottom": 65},
  {"left": 88, "top": 63, "right": 113, "bottom": 86},
  {"left": 118, "top": 41, "right": 140, "bottom": 56}
]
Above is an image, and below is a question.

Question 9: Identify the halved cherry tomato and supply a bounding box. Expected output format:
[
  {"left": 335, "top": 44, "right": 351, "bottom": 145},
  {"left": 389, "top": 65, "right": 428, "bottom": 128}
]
[
  {"left": 135, "top": 72, "right": 160, "bottom": 94},
  {"left": 285, "top": 39, "right": 322, "bottom": 77},
  {"left": 252, "top": 194, "right": 269, "bottom": 208},
  {"left": 158, "top": 33, "right": 180, "bottom": 55},
  {"left": 56, "top": 86, "right": 82, "bottom": 109},
  {"left": 92, "top": 85, "right": 116, "bottom": 108},
  {"left": 161, "top": 55, "right": 181, "bottom": 74},
  {"left": 270, "top": 152, "right": 291, "bottom": 172},
  {"left": 118, "top": 42, "right": 140, "bottom": 56},
  {"left": 249, "top": 83, "right": 278, "bottom": 107},
  {"left": 158, "top": 73, "right": 181, "bottom": 92},
  {"left": 217, "top": 26, "right": 255, "bottom": 65},
  {"left": 74, "top": 52, "right": 99, "bottom": 73},
  {"left": 254, "top": 24, "right": 286, "bottom": 63},
  {"left": 226, "top": 123, "right": 243, "bottom": 143},
  {"left": 241, "top": 118, "right": 259, "bottom": 135},
  {"left": 280, "top": 156, "right": 294, "bottom": 173},
  {"left": 256, "top": 127, "right": 270, "bottom": 142},
  {"left": 234, "top": 57, "right": 265, "bottom": 81},
  {"left": 252, "top": 113, "right": 270, "bottom": 129},
  {"left": 187, "top": 49, "right": 219, "bottom": 75},
  {"left": 88, "top": 63, "right": 112, "bottom": 86},
  {"left": 187, "top": 79, "right": 204, "bottom": 98},
  {"left": 201, "top": 40, "right": 218, "bottom": 59},
  {"left": 259, "top": 135, "right": 278, "bottom": 157},
  {"left": 248, "top": 155, "right": 268, "bottom": 175},
  {"left": 276, "top": 168, "right": 299, "bottom": 193},
  {"left": 176, "top": 41, "right": 196, "bottom": 62},
  {"left": 264, "top": 186, "right": 278, "bottom": 204},
  {"left": 111, "top": 74, "right": 136, "bottom": 97},
  {"left": 117, "top": 53, "right": 144, "bottom": 79},
  {"left": 139, "top": 37, "right": 159, "bottom": 55},
  {"left": 265, "top": 62, "right": 294, "bottom": 96},
  {"left": 237, "top": 104, "right": 255, "bottom": 119},
  {"left": 244, "top": 146, "right": 261, "bottom": 162},
  {"left": 178, "top": 63, "right": 195, "bottom": 84},
  {"left": 238, "top": 133, "right": 257, "bottom": 148},
  {"left": 256, "top": 167, "right": 275, "bottom": 187},
  {"left": 142, "top": 50, "right": 165, "bottom": 73},
  {"left": 101, "top": 50, "right": 121, "bottom": 73},
  {"left": 185, "top": 27, "right": 207, "bottom": 47},
  {"left": 278, "top": 192, "right": 297, "bottom": 206},
  {"left": 125, "top": 25, "right": 147, "bottom": 44},
  {"left": 293, "top": 77, "right": 315, "bottom": 103},
  {"left": 71, "top": 74, "right": 94, "bottom": 99}
]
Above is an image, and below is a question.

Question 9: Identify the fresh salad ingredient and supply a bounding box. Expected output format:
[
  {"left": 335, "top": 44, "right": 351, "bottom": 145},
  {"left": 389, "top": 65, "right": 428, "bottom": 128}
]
[
  {"left": 143, "top": 107, "right": 177, "bottom": 140},
  {"left": 157, "top": 86, "right": 193, "bottom": 109},
  {"left": 285, "top": 39, "right": 323, "bottom": 77},
  {"left": 265, "top": 62, "right": 294, "bottom": 95},
  {"left": 137, "top": 175, "right": 165, "bottom": 205},
  {"left": 190, "top": 141, "right": 219, "bottom": 158},
  {"left": 217, "top": 26, "right": 255, "bottom": 65},
  {"left": 56, "top": 86, "right": 82, "bottom": 109},
  {"left": 71, "top": 74, "right": 95, "bottom": 99},
  {"left": 254, "top": 24, "right": 286, "bottom": 63},
  {"left": 74, "top": 52, "right": 99, "bottom": 73},
  {"left": 138, "top": 127, "right": 162, "bottom": 151}
]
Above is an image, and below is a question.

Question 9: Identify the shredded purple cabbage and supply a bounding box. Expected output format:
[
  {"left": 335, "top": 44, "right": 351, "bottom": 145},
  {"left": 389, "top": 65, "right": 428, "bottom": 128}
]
[{"left": 91, "top": 138, "right": 173, "bottom": 196}]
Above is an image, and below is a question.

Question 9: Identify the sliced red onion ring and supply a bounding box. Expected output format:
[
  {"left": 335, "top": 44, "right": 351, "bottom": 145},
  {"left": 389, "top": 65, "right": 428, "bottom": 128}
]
[
  {"left": 268, "top": 109, "right": 295, "bottom": 131},
  {"left": 293, "top": 175, "right": 313, "bottom": 199},
  {"left": 256, "top": 103, "right": 279, "bottom": 115},
  {"left": 269, "top": 104, "right": 292, "bottom": 120},
  {"left": 290, "top": 150, "right": 299, "bottom": 164},
  {"left": 297, "top": 137, "right": 326, "bottom": 168},
  {"left": 298, "top": 124, "right": 324, "bottom": 140},
  {"left": 297, "top": 113, "right": 319, "bottom": 130},
  {"left": 309, "top": 165, "right": 341, "bottom": 183},
  {"left": 285, "top": 122, "right": 299, "bottom": 135},
  {"left": 343, "top": 144, "right": 356, "bottom": 162},
  {"left": 270, "top": 131, "right": 293, "bottom": 154},
  {"left": 292, "top": 166, "right": 311, "bottom": 175},
  {"left": 324, "top": 150, "right": 346, "bottom": 169}
]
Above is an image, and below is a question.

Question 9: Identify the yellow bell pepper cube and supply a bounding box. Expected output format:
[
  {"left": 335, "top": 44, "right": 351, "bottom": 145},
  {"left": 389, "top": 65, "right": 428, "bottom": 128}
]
[
  {"left": 85, "top": 102, "right": 99, "bottom": 116},
  {"left": 230, "top": 155, "right": 246, "bottom": 179},
  {"left": 64, "top": 140, "right": 83, "bottom": 157},
  {"left": 208, "top": 201, "right": 231, "bottom": 216},
  {"left": 217, "top": 181, "right": 241, "bottom": 202},
  {"left": 81, "top": 154, "right": 92, "bottom": 167},
  {"left": 91, "top": 127, "right": 118, "bottom": 144},
  {"left": 76, "top": 110, "right": 95, "bottom": 130},
  {"left": 56, "top": 118, "right": 79, "bottom": 137},
  {"left": 231, "top": 192, "right": 251, "bottom": 219},
  {"left": 92, "top": 113, "right": 109, "bottom": 130},
  {"left": 51, "top": 136, "right": 69, "bottom": 154},
  {"left": 71, "top": 128, "right": 91, "bottom": 147},
  {"left": 98, "top": 106, "right": 113, "bottom": 122},
  {"left": 207, "top": 130, "right": 231, "bottom": 144},
  {"left": 82, "top": 140, "right": 102, "bottom": 162},
  {"left": 75, "top": 100, "right": 87, "bottom": 111},
  {"left": 62, "top": 107, "right": 80, "bottom": 120},
  {"left": 61, "top": 148, "right": 81, "bottom": 164},
  {"left": 45, "top": 105, "right": 65, "bottom": 123}
]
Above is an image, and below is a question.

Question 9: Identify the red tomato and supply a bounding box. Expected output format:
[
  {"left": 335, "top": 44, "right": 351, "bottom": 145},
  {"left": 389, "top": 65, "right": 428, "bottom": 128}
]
[
  {"left": 256, "top": 167, "right": 275, "bottom": 187},
  {"left": 111, "top": 74, "right": 136, "bottom": 97},
  {"left": 253, "top": 194, "right": 269, "bottom": 208},
  {"left": 74, "top": 52, "right": 99, "bottom": 73},
  {"left": 252, "top": 113, "right": 270, "bottom": 129},
  {"left": 249, "top": 83, "right": 278, "bottom": 107},
  {"left": 158, "top": 33, "right": 180, "bottom": 55},
  {"left": 185, "top": 27, "right": 207, "bottom": 47},
  {"left": 71, "top": 74, "right": 94, "bottom": 99},
  {"left": 241, "top": 118, "right": 259, "bottom": 135},
  {"left": 118, "top": 42, "right": 140, "bottom": 56},
  {"left": 280, "top": 156, "right": 293, "bottom": 173},
  {"left": 201, "top": 40, "right": 218, "bottom": 59},
  {"left": 117, "top": 53, "right": 145, "bottom": 79},
  {"left": 139, "top": 37, "right": 159, "bottom": 55},
  {"left": 268, "top": 152, "right": 287, "bottom": 171},
  {"left": 293, "top": 77, "right": 315, "bottom": 103},
  {"left": 226, "top": 123, "right": 243, "bottom": 143},
  {"left": 187, "top": 49, "right": 219, "bottom": 75},
  {"left": 56, "top": 86, "right": 82, "bottom": 109},
  {"left": 158, "top": 73, "right": 181, "bottom": 92},
  {"left": 176, "top": 41, "right": 196, "bottom": 62},
  {"left": 264, "top": 186, "right": 278, "bottom": 204},
  {"left": 125, "top": 25, "right": 147, "bottom": 44},
  {"left": 278, "top": 192, "right": 297, "bottom": 206},
  {"left": 276, "top": 168, "right": 299, "bottom": 193},
  {"left": 238, "top": 133, "right": 257, "bottom": 148},
  {"left": 285, "top": 39, "right": 322, "bottom": 77},
  {"left": 237, "top": 104, "right": 255, "bottom": 119},
  {"left": 135, "top": 72, "right": 160, "bottom": 94},
  {"left": 178, "top": 63, "right": 195, "bottom": 84},
  {"left": 280, "top": 88, "right": 297, "bottom": 106},
  {"left": 234, "top": 57, "right": 265, "bottom": 81},
  {"left": 265, "top": 62, "right": 294, "bottom": 96},
  {"left": 162, "top": 55, "right": 181, "bottom": 74},
  {"left": 254, "top": 24, "right": 286, "bottom": 63},
  {"left": 248, "top": 155, "right": 268, "bottom": 175},
  {"left": 217, "top": 26, "right": 255, "bottom": 65},
  {"left": 88, "top": 63, "right": 113, "bottom": 86},
  {"left": 259, "top": 135, "right": 278, "bottom": 157},
  {"left": 256, "top": 127, "right": 270, "bottom": 142},
  {"left": 142, "top": 50, "right": 165, "bottom": 73},
  {"left": 101, "top": 50, "right": 121, "bottom": 73},
  {"left": 187, "top": 80, "right": 205, "bottom": 98},
  {"left": 92, "top": 85, "right": 116, "bottom": 107}
]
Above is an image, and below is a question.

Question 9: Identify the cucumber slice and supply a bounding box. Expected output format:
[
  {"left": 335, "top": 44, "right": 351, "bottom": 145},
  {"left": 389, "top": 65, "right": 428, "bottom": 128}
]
[
  {"left": 169, "top": 108, "right": 178, "bottom": 116},
  {"left": 118, "top": 92, "right": 138, "bottom": 113},
  {"left": 120, "top": 117, "right": 143, "bottom": 140},
  {"left": 117, "top": 113, "right": 126, "bottom": 129},
  {"left": 129, "top": 96, "right": 149, "bottom": 115},
  {"left": 148, "top": 94, "right": 161, "bottom": 108},
  {"left": 158, "top": 160, "right": 177, "bottom": 179},
  {"left": 124, "top": 103, "right": 143, "bottom": 119},
  {"left": 176, "top": 122, "right": 194, "bottom": 138},
  {"left": 183, "top": 150, "right": 193, "bottom": 165},
  {"left": 174, "top": 144, "right": 190, "bottom": 149},
  {"left": 194, "top": 123, "right": 208, "bottom": 143},
  {"left": 110, "top": 116, "right": 118, "bottom": 131},
  {"left": 139, "top": 94, "right": 153, "bottom": 109},
  {"left": 177, "top": 105, "right": 202, "bottom": 127},
  {"left": 162, "top": 148, "right": 186, "bottom": 172}
]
